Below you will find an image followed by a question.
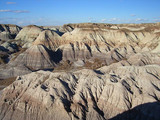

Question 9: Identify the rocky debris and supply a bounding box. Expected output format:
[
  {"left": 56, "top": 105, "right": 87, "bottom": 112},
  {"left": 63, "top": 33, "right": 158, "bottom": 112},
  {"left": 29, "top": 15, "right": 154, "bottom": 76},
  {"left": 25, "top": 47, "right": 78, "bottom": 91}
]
[{"left": 0, "top": 65, "right": 160, "bottom": 120}]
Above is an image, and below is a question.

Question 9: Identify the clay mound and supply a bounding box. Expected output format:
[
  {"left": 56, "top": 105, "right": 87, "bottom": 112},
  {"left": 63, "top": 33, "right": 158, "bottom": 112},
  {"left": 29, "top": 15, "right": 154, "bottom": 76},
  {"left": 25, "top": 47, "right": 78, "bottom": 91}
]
[
  {"left": 0, "top": 24, "right": 21, "bottom": 40},
  {"left": 0, "top": 65, "right": 160, "bottom": 120},
  {"left": 0, "top": 44, "right": 63, "bottom": 79},
  {"left": 0, "top": 24, "right": 21, "bottom": 35},
  {"left": 15, "top": 25, "right": 43, "bottom": 48},
  {"left": 33, "top": 30, "right": 61, "bottom": 50},
  {"left": 11, "top": 45, "right": 55, "bottom": 70}
]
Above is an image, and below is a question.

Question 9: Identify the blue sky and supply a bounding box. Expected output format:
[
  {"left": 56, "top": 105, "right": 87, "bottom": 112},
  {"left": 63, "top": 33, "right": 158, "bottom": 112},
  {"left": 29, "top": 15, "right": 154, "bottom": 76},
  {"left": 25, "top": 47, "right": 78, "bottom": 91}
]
[{"left": 0, "top": 0, "right": 160, "bottom": 26}]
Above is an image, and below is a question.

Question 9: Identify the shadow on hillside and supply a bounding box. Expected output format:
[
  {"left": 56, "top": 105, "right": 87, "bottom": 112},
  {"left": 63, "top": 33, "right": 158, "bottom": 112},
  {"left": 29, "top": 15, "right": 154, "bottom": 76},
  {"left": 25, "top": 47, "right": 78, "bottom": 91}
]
[
  {"left": 52, "top": 29, "right": 64, "bottom": 36},
  {"left": 39, "top": 45, "right": 63, "bottom": 64},
  {"left": 109, "top": 102, "right": 160, "bottom": 120},
  {"left": 52, "top": 49, "right": 62, "bottom": 64},
  {"left": 46, "top": 47, "right": 62, "bottom": 64}
]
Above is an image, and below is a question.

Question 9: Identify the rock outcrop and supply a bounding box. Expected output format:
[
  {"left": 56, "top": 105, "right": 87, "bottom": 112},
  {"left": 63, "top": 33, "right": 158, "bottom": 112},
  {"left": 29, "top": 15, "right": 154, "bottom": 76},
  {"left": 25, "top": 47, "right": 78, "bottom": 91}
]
[
  {"left": 1, "top": 23, "right": 160, "bottom": 77},
  {"left": 10, "top": 45, "right": 56, "bottom": 70},
  {"left": 33, "top": 30, "right": 61, "bottom": 50},
  {"left": 0, "top": 45, "right": 57, "bottom": 79},
  {"left": 15, "top": 25, "right": 63, "bottom": 49},
  {"left": 0, "top": 24, "right": 22, "bottom": 64},
  {"left": 0, "top": 42, "right": 18, "bottom": 53},
  {"left": 0, "top": 24, "right": 21, "bottom": 40},
  {"left": 15, "top": 25, "right": 43, "bottom": 48},
  {"left": 0, "top": 64, "right": 160, "bottom": 120},
  {"left": 58, "top": 23, "right": 160, "bottom": 62}
]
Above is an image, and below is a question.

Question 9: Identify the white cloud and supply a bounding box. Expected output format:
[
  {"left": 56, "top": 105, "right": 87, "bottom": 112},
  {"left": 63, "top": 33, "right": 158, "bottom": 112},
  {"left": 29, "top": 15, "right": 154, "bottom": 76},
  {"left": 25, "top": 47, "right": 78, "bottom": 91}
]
[
  {"left": 108, "top": 18, "right": 120, "bottom": 22},
  {"left": 0, "top": 17, "right": 17, "bottom": 20},
  {"left": 14, "top": 10, "right": 29, "bottom": 13},
  {"left": 101, "top": 19, "right": 107, "bottom": 22},
  {"left": 0, "top": 10, "right": 29, "bottom": 13},
  {"left": 88, "top": 17, "right": 97, "bottom": 23},
  {"left": 88, "top": 17, "right": 93, "bottom": 22},
  {"left": 6, "top": 2, "right": 16, "bottom": 4},
  {"left": 0, "top": 17, "right": 66, "bottom": 26},
  {"left": 0, "top": 10, "right": 10, "bottom": 12},
  {"left": 135, "top": 18, "right": 148, "bottom": 22}
]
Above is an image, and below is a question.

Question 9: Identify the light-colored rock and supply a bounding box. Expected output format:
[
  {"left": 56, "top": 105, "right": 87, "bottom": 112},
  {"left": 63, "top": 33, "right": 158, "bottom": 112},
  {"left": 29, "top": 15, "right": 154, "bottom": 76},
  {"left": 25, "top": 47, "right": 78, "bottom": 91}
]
[
  {"left": 10, "top": 45, "right": 56, "bottom": 70},
  {"left": 73, "top": 60, "right": 84, "bottom": 67},
  {"left": 33, "top": 30, "right": 61, "bottom": 50},
  {"left": 15, "top": 25, "right": 43, "bottom": 48},
  {"left": 0, "top": 65, "right": 31, "bottom": 79},
  {"left": 128, "top": 52, "right": 160, "bottom": 66},
  {"left": 0, "top": 24, "right": 21, "bottom": 35},
  {"left": 0, "top": 24, "right": 21, "bottom": 40},
  {"left": 0, "top": 23, "right": 160, "bottom": 120},
  {"left": 58, "top": 23, "right": 160, "bottom": 62},
  {"left": 0, "top": 24, "right": 21, "bottom": 34},
  {"left": 0, "top": 65, "right": 160, "bottom": 120},
  {"left": 0, "top": 32, "right": 12, "bottom": 40}
]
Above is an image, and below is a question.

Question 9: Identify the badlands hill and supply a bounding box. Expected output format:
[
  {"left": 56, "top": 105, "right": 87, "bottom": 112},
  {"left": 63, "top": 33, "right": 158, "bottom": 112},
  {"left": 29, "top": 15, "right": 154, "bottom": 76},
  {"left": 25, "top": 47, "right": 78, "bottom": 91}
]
[
  {"left": 0, "top": 24, "right": 21, "bottom": 40},
  {"left": 0, "top": 23, "right": 160, "bottom": 120}
]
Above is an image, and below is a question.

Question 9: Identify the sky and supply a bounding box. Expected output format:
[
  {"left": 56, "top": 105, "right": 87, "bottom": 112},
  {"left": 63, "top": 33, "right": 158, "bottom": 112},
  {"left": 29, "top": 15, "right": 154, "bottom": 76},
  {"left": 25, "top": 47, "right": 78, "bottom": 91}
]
[{"left": 0, "top": 0, "right": 160, "bottom": 26}]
